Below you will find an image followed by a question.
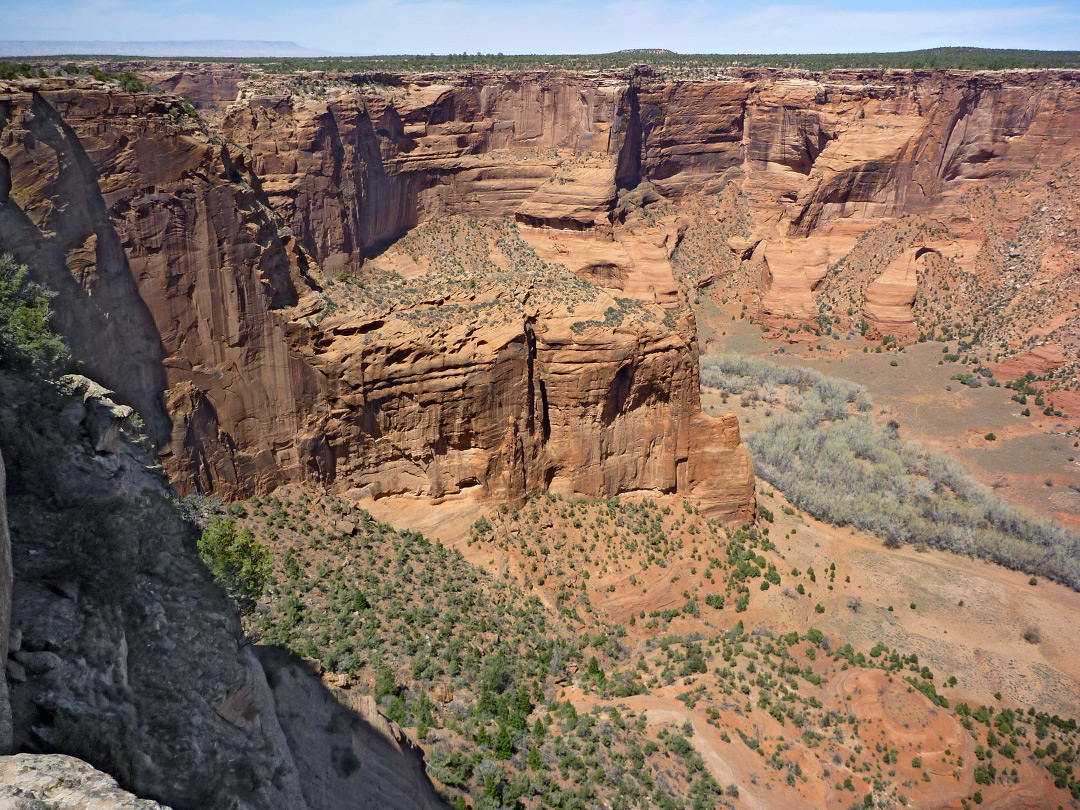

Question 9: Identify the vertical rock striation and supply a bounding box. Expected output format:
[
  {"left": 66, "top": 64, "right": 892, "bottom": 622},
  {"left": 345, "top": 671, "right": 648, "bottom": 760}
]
[
  {"left": 0, "top": 74, "right": 759, "bottom": 519},
  {"left": 11, "top": 67, "right": 1073, "bottom": 517}
]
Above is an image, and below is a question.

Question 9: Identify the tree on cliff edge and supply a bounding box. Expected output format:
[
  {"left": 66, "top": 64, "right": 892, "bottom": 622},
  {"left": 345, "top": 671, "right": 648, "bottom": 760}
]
[
  {"left": 197, "top": 517, "right": 272, "bottom": 615},
  {"left": 0, "top": 254, "right": 69, "bottom": 379}
]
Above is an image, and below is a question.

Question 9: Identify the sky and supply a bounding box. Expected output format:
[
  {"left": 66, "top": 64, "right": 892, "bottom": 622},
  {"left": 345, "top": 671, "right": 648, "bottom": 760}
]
[{"left": 2, "top": 0, "right": 1078, "bottom": 55}]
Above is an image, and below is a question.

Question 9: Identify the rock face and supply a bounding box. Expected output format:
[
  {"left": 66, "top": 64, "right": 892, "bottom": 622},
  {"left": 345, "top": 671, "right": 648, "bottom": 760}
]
[
  {"left": 309, "top": 294, "right": 752, "bottom": 519},
  {"left": 0, "top": 754, "right": 171, "bottom": 809},
  {"left": 0, "top": 447, "right": 11, "bottom": 754},
  {"left": 257, "top": 649, "right": 448, "bottom": 810},
  {"left": 0, "top": 80, "right": 332, "bottom": 496},
  {"left": 217, "top": 73, "right": 631, "bottom": 270},
  {"left": 59, "top": 376, "right": 136, "bottom": 454},
  {"left": 0, "top": 374, "right": 448, "bottom": 810},
  {"left": 862, "top": 246, "right": 938, "bottom": 340},
  {"left": 9, "top": 66, "right": 1075, "bottom": 515},
  {"left": 0, "top": 74, "right": 756, "bottom": 521}
]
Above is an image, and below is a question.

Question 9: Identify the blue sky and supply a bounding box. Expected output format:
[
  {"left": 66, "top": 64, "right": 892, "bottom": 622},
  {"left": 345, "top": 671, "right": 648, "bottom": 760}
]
[{"left": 3, "top": 0, "right": 1078, "bottom": 55}]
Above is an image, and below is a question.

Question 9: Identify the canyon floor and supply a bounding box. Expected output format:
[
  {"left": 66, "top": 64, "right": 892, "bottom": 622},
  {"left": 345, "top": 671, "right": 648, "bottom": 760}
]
[
  {"left": 698, "top": 303, "right": 1080, "bottom": 531},
  {"left": 282, "top": 283, "right": 1080, "bottom": 810},
  {"left": 233, "top": 468, "right": 1080, "bottom": 809}
]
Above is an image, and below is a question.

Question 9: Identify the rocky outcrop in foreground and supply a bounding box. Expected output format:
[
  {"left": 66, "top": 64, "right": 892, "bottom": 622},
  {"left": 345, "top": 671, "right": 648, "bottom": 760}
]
[
  {"left": 0, "top": 372, "right": 447, "bottom": 810},
  {"left": 0, "top": 754, "right": 170, "bottom": 809}
]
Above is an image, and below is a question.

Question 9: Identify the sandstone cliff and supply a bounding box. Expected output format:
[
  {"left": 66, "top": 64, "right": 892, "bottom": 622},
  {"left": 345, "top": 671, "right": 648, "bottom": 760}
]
[
  {"left": 213, "top": 66, "right": 1080, "bottom": 373},
  {"left": 12, "top": 66, "right": 1076, "bottom": 517},
  {"left": 0, "top": 74, "right": 757, "bottom": 521}
]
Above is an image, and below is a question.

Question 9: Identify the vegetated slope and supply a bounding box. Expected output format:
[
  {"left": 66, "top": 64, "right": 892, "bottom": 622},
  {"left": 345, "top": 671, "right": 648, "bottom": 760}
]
[
  {"left": 701, "top": 354, "right": 1080, "bottom": 589},
  {"left": 216, "top": 484, "right": 1080, "bottom": 810},
  {"left": 226, "top": 490, "right": 712, "bottom": 809}
]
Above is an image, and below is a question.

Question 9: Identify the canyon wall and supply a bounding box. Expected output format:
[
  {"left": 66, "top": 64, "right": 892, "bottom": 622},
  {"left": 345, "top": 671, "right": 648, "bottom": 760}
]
[
  {"left": 0, "top": 74, "right": 757, "bottom": 519},
  {"left": 216, "top": 67, "right": 1080, "bottom": 357},
  {"left": 0, "top": 375, "right": 449, "bottom": 810},
  {"left": 216, "top": 68, "right": 1080, "bottom": 267},
  {"left": 4, "top": 66, "right": 1077, "bottom": 515}
]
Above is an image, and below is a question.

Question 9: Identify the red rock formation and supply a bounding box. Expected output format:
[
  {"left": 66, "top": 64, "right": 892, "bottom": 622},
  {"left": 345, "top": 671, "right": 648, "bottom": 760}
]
[
  {"left": 758, "top": 239, "right": 829, "bottom": 329},
  {"left": 127, "top": 60, "right": 252, "bottom": 116},
  {"left": 862, "top": 246, "right": 939, "bottom": 340},
  {"left": 306, "top": 299, "right": 752, "bottom": 520},
  {"left": 0, "top": 80, "right": 328, "bottom": 492},
  {"left": 5, "top": 66, "right": 1077, "bottom": 516},
  {"left": 0, "top": 75, "right": 755, "bottom": 521}
]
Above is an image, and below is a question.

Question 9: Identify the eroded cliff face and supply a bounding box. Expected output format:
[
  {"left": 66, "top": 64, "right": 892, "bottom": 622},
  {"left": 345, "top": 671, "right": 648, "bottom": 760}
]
[
  {"left": 0, "top": 373, "right": 449, "bottom": 810},
  {"left": 218, "top": 73, "right": 632, "bottom": 269},
  {"left": 10, "top": 66, "right": 1075, "bottom": 518},
  {"left": 216, "top": 66, "right": 1080, "bottom": 363},
  {"left": 0, "top": 73, "right": 757, "bottom": 520}
]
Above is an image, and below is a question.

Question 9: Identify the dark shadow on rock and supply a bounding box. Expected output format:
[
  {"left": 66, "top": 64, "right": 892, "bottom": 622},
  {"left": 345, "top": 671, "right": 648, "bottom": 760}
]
[
  {"left": 0, "top": 93, "right": 170, "bottom": 446},
  {"left": 256, "top": 646, "right": 451, "bottom": 810}
]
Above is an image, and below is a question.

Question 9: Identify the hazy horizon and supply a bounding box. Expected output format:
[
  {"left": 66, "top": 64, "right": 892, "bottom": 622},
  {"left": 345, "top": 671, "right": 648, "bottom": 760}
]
[{"left": 1, "top": 0, "right": 1077, "bottom": 57}]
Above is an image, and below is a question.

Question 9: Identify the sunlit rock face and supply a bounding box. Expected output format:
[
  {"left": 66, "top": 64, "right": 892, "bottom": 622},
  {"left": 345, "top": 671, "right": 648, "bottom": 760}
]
[{"left": 6, "top": 65, "right": 1077, "bottom": 515}]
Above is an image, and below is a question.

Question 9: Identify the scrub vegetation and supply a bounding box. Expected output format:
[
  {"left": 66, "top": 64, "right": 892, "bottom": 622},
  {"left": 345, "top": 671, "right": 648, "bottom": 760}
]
[
  {"left": 701, "top": 354, "right": 1080, "bottom": 589},
  {"left": 196, "top": 484, "right": 1080, "bottom": 809}
]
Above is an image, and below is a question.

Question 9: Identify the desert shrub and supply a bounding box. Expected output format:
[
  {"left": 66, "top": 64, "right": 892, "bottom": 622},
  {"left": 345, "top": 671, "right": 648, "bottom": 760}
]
[
  {"left": 0, "top": 255, "right": 79, "bottom": 493},
  {"left": 198, "top": 517, "right": 273, "bottom": 614},
  {"left": 0, "top": 254, "right": 70, "bottom": 378},
  {"left": 702, "top": 353, "right": 1080, "bottom": 589},
  {"left": 0, "top": 61, "right": 46, "bottom": 80}
]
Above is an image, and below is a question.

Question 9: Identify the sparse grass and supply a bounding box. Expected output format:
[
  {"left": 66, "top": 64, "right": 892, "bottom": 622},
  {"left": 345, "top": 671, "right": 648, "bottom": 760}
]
[
  {"left": 311, "top": 215, "right": 672, "bottom": 338},
  {"left": 215, "top": 485, "right": 1080, "bottom": 807}
]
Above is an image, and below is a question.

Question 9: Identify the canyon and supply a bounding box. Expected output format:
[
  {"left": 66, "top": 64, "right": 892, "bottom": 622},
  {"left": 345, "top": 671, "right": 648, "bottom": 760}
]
[
  {"left": 2, "top": 59, "right": 1080, "bottom": 810},
  {"left": 3, "top": 65, "right": 1080, "bottom": 517}
]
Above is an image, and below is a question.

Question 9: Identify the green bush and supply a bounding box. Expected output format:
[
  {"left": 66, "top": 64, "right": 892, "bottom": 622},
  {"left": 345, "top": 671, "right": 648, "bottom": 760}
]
[
  {"left": 0, "top": 255, "right": 78, "bottom": 493},
  {"left": 0, "top": 254, "right": 70, "bottom": 378},
  {"left": 197, "top": 517, "right": 272, "bottom": 614}
]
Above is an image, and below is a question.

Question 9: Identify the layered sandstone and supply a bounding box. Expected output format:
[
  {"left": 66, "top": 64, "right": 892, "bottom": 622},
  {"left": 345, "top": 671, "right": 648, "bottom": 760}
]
[
  {"left": 214, "top": 68, "right": 1080, "bottom": 344},
  {"left": 0, "top": 75, "right": 756, "bottom": 521},
  {"left": 5, "top": 65, "right": 1077, "bottom": 515},
  {"left": 861, "top": 246, "right": 939, "bottom": 340},
  {"left": 301, "top": 215, "right": 754, "bottom": 520},
  {"left": 0, "top": 79, "right": 331, "bottom": 496}
]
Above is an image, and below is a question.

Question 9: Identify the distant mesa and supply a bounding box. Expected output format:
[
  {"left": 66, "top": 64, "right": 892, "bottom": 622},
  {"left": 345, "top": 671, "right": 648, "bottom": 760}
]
[
  {"left": 617, "top": 48, "right": 677, "bottom": 55},
  {"left": 0, "top": 40, "right": 332, "bottom": 58}
]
